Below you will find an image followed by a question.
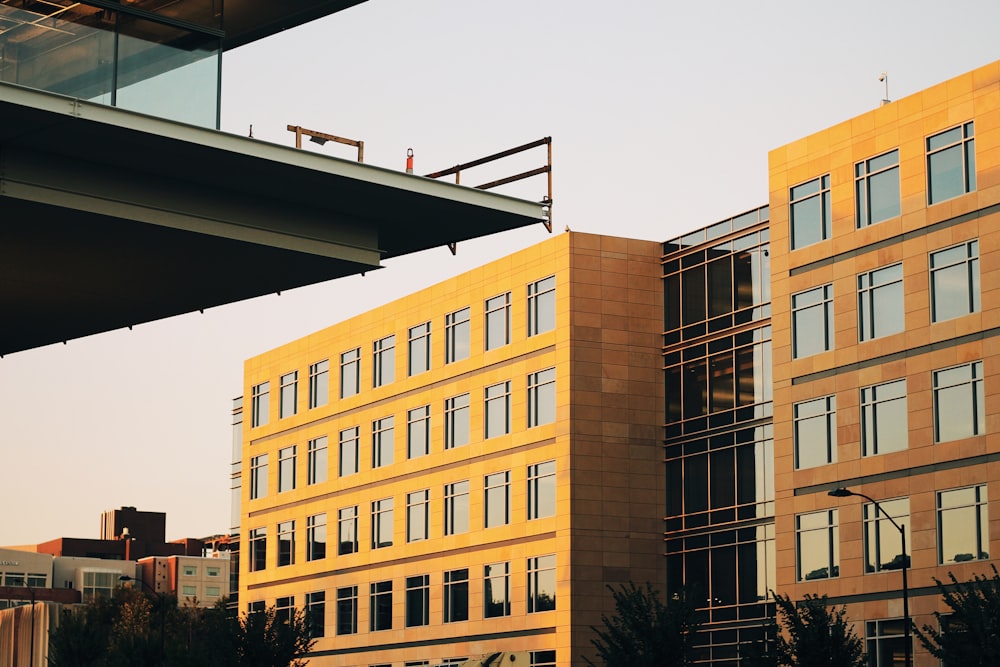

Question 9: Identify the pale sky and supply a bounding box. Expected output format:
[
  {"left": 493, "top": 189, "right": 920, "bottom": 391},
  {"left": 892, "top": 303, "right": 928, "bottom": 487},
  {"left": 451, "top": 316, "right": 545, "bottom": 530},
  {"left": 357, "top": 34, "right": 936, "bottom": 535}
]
[{"left": 3, "top": 0, "right": 1000, "bottom": 545}]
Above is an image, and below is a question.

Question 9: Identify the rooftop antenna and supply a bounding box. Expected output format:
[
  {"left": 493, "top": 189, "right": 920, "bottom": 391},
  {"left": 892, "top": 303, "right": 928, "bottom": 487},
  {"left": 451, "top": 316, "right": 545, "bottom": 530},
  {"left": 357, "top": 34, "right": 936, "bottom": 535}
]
[{"left": 879, "top": 72, "right": 890, "bottom": 106}]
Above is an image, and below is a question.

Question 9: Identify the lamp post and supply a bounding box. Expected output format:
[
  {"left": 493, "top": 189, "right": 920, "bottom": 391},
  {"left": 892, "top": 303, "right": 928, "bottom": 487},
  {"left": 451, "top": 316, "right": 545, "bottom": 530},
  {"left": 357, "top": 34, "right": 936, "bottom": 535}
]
[
  {"left": 828, "top": 487, "right": 910, "bottom": 667},
  {"left": 119, "top": 574, "right": 166, "bottom": 663}
]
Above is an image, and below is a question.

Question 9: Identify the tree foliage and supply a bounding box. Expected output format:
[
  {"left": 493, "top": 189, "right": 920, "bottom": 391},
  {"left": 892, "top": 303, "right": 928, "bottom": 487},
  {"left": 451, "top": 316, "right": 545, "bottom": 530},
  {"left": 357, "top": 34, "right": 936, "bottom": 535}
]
[
  {"left": 585, "top": 582, "right": 698, "bottom": 667},
  {"left": 751, "top": 592, "right": 865, "bottom": 667},
  {"left": 914, "top": 565, "right": 1000, "bottom": 666}
]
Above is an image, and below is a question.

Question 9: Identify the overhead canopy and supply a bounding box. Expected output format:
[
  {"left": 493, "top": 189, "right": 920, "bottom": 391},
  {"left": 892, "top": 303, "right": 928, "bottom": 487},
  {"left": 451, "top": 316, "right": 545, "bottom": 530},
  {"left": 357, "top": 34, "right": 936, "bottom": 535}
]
[
  {"left": 0, "top": 83, "right": 549, "bottom": 356},
  {"left": 223, "top": 0, "right": 370, "bottom": 50}
]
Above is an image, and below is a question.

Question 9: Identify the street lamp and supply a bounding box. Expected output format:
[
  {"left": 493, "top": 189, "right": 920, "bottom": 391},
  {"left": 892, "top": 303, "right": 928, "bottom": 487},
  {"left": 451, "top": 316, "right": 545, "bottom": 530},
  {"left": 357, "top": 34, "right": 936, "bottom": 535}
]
[
  {"left": 119, "top": 574, "right": 166, "bottom": 662},
  {"left": 828, "top": 487, "right": 910, "bottom": 667}
]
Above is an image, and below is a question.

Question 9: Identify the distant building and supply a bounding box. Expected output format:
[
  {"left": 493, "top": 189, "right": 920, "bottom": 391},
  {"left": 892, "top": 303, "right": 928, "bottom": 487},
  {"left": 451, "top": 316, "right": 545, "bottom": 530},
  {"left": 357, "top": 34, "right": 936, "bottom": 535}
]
[{"left": 136, "top": 555, "right": 230, "bottom": 608}]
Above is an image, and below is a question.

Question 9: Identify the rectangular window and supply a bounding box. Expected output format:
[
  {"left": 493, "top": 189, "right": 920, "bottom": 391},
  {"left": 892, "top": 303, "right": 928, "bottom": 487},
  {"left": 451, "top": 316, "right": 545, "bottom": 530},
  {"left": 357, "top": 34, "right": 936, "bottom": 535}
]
[
  {"left": 792, "top": 284, "right": 833, "bottom": 358},
  {"left": 336, "top": 586, "right": 357, "bottom": 635},
  {"left": 930, "top": 240, "right": 980, "bottom": 322},
  {"left": 445, "top": 480, "right": 470, "bottom": 536},
  {"left": 309, "top": 360, "right": 329, "bottom": 409},
  {"left": 527, "top": 368, "right": 556, "bottom": 427},
  {"left": 182, "top": 566, "right": 197, "bottom": 577},
  {"left": 485, "top": 471, "right": 510, "bottom": 528},
  {"left": 340, "top": 348, "right": 360, "bottom": 398},
  {"left": 796, "top": 509, "right": 838, "bottom": 581},
  {"left": 275, "top": 596, "right": 294, "bottom": 625},
  {"left": 405, "top": 575, "right": 430, "bottom": 627},
  {"left": 407, "top": 489, "right": 430, "bottom": 542},
  {"left": 793, "top": 396, "right": 836, "bottom": 470},
  {"left": 372, "top": 498, "right": 394, "bottom": 549},
  {"left": 527, "top": 555, "right": 556, "bottom": 613},
  {"left": 934, "top": 361, "right": 984, "bottom": 443},
  {"left": 530, "top": 651, "right": 557, "bottom": 667},
  {"left": 339, "top": 427, "right": 359, "bottom": 477},
  {"left": 445, "top": 393, "right": 470, "bottom": 449},
  {"left": 206, "top": 586, "right": 220, "bottom": 597},
  {"left": 444, "top": 569, "right": 469, "bottom": 623},
  {"left": 82, "top": 571, "right": 116, "bottom": 602},
  {"left": 338, "top": 506, "right": 358, "bottom": 555},
  {"left": 789, "top": 174, "right": 831, "bottom": 249},
  {"left": 372, "top": 416, "right": 395, "bottom": 468},
  {"left": 250, "top": 454, "right": 268, "bottom": 500},
  {"left": 247, "top": 601, "right": 265, "bottom": 615},
  {"left": 485, "top": 292, "right": 511, "bottom": 350},
  {"left": 446, "top": 307, "right": 471, "bottom": 363},
  {"left": 373, "top": 335, "right": 396, "bottom": 388},
  {"left": 306, "top": 591, "right": 325, "bottom": 638},
  {"left": 407, "top": 405, "right": 431, "bottom": 459},
  {"left": 864, "top": 497, "right": 910, "bottom": 573},
  {"left": 206, "top": 567, "right": 219, "bottom": 578},
  {"left": 484, "top": 562, "right": 510, "bottom": 618},
  {"left": 279, "top": 372, "right": 298, "bottom": 419},
  {"left": 307, "top": 513, "right": 327, "bottom": 561},
  {"left": 277, "top": 520, "right": 295, "bottom": 567},
  {"left": 858, "top": 263, "right": 904, "bottom": 341},
  {"left": 370, "top": 581, "right": 392, "bottom": 631},
  {"left": 251, "top": 381, "right": 269, "bottom": 427},
  {"left": 528, "top": 461, "right": 556, "bottom": 520},
  {"left": 928, "top": 122, "right": 976, "bottom": 204},
  {"left": 938, "top": 485, "right": 989, "bottom": 565},
  {"left": 485, "top": 381, "right": 511, "bottom": 438},
  {"left": 249, "top": 527, "right": 266, "bottom": 572},
  {"left": 866, "top": 619, "right": 910, "bottom": 667},
  {"left": 408, "top": 322, "right": 431, "bottom": 376},
  {"left": 278, "top": 445, "right": 296, "bottom": 493},
  {"left": 307, "top": 436, "right": 327, "bottom": 485},
  {"left": 527, "top": 276, "right": 556, "bottom": 336},
  {"left": 856, "top": 149, "right": 900, "bottom": 227},
  {"left": 181, "top": 585, "right": 196, "bottom": 597},
  {"left": 862, "top": 379, "right": 907, "bottom": 456}
]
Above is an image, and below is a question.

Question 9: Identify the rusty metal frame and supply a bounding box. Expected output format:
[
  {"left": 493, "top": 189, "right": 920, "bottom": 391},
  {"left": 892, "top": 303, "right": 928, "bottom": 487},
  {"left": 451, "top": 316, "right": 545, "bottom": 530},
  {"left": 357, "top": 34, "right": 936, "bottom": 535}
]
[{"left": 287, "top": 124, "right": 364, "bottom": 162}]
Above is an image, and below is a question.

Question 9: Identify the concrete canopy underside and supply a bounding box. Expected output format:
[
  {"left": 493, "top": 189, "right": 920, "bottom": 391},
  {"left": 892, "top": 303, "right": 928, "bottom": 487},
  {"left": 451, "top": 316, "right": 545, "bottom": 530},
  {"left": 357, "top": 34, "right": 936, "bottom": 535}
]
[{"left": 0, "top": 84, "right": 548, "bottom": 356}]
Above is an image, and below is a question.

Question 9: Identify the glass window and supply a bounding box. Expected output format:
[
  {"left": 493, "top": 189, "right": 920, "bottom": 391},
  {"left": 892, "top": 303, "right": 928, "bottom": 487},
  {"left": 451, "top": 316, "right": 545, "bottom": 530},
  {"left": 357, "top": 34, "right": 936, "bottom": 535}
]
[
  {"left": 372, "top": 498, "right": 394, "bottom": 549},
  {"left": 181, "top": 585, "right": 197, "bottom": 597},
  {"left": 338, "top": 506, "right": 358, "bottom": 555},
  {"left": 250, "top": 454, "right": 268, "bottom": 500},
  {"left": 339, "top": 427, "right": 359, "bottom": 477},
  {"left": 866, "top": 619, "right": 910, "bottom": 667},
  {"left": 273, "top": 597, "right": 292, "bottom": 625},
  {"left": 370, "top": 581, "right": 392, "bottom": 631},
  {"left": 528, "top": 276, "right": 556, "bottom": 336},
  {"left": 336, "top": 586, "right": 357, "bottom": 635},
  {"left": 938, "top": 485, "right": 989, "bottom": 564},
  {"left": 864, "top": 498, "right": 910, "bottom": 573},
  {"left": 527, "top": 555, "right": 556, "bottom": 613},
  {"left": 407, "top": 406, "right": 431, "bottom": 459},
  {"left": 278, "top": 446, "right": 296, "bottom": 493},
  {"left": 928, "top": 122, "right": 976, "bottom": 204},
  {"left": 445, "top": 480, "right": 470, "bottom": 536},
  {"left": 81, "top": 571, "right": 117, "bottom": 602},
  {"left": 484, "top": 562, "right": 510, "bottom": 618},
  {"left": 485, "top": 471, "right": 510, "bottom": 528},
  {"left": 528, "top": 368, "right": 556, "bottom": 427},
  {"left": 373, "top": 335, "right": 396, "bottom": 388},
  {"left": 408, "top": 323, "right": 431, "bottom": 376},
  {"left": 206, "top": 586, "right": 220, "bottom": 597},
  {"left": 247, "top": 601, "right": 265, "bottom": 615},
  {"left": 796, "top": 509, "right": 838, "bottom": 581},
  {"left": 340, "top": 348, "right": 360, "bottom": 398},
  {"left": 251, "top": 381, "right": 269, "bottom": 427},
  {"left": 307, "top": 513, "right": 326, "bottom": 562},
  {"left": 277, "top": 520, "right": 295, "bottom": 567},
  {"left": 792, "top": 284, "right": 833, "bottom": 358},
  {"left": 856, "top": 149, "right": 900, "bottom": 227},
  {"left": 530, "top": 651, "right": 557, "bottom": 667},
  {"left": 306, "top": 591, "right": 325, "bottom": 638},
  {"left": 789, "top": 175, "right": 831, "bottom": 249},
  {"left": 26, "top": 574, "right": 47, "bottom": 588},
  {"left": 485, "top": 292, "right": 511, "bottom": 350},
  {"left": 528, "top": 461, "right": 556, "bottom": 520},
  {"left": 307, "top": 436, "right": 327, "bottom": 485},
  {"left": 930, "top": 240, "right": 980, "bottom": 322},
  {"left": 485, "top": 381, "right": 511, "bottom": 438},
  {"left": 309, "top": 360, "right": 329, "bottom": 409},
  {"left": 446, "top": 307, "right": 471, "bottom": 363},
  {"left": 182, "top": 565, "right": 197, "bottom": 577},
  {"left": 793, "top": 396, "right": 836, "bottom": 469},
  {"left": 445, "top": 393, "right": 470, "bottom": 449},
  {"left": 858, "top": 263, "right": 904, "bottom": 341},
  {"left": 406, "top": 575, "right": 430, "bottom": 627},
  {"left": 444, "top": 569, "right": 469, "bottom": 623},
  {"left": 407, "top": 490, "right": 430, "bottom": 542},
  {"left": 934, "top": 361, "right": 984, "bottom": 443},
  {"left": 372, "top": 416, "right": 395, "bottom": 468},
  {"left": 205, "top": 568, "right": 219, "bottom": 578},
  {"left": 862, "top": 379, "right": 907, "bottom": 456},
  {"left": 249, "top": 527, "right": 266, "bottom": 572},
  {"left": 280, "top": 371, "right": 298, "bottom": 419}
]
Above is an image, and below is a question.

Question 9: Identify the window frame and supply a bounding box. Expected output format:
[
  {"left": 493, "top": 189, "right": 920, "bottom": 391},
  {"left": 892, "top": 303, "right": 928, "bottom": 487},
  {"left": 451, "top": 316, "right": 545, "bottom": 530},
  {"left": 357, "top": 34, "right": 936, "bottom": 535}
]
[
  {"left": 338, "top": 426, "right": 359, "bottom": 477},
  {"left": 405, "top": 574, "right": 430, "bottom": 628},
  {"left": 791, "top": 284, "right": 834, "bottom": 359},
  {"left": 444, "top": 568, "right": 470, "bottom": 623},
  {"left": 485, "top": 381, "right": 511, "bottom": 439},
  {"left": 249, "top": 454, "right": 268, "bottom": 500},
  {"left": 373, "top": 335, "right": 396, "bottom": 388},
  {"left": 277, "top": 445, "right": 296, "bottom": 493},
  {"left": 527, "top": 555, "right": 556, "bottom": 613},
  {"left": 933, "top": 360, "right": 985, "bottom": 443},
  {"left": 527, "top": 276, "right": 556, "bottom": 336},
  {"left": 340, "top": 348, "right": 360, "bottom": 399},
  {"left": 527, "top": 368, "right": 556, "bottom": 428},
  {"left": 277, "top": 520, "right": 295, "bottom": 567},
  {"left": 527, "top": 461, "right": 556, "bottom": 520},
  {"left": 371, "top": 497, "right": 394, "bottom": 549},
  {"left": 484, "top": 471, "right": 510, "bottom": 528},
  {"left": 249, "top": 527, "right": 266, "bottom": 572},
  {"left": 485, "top": 292, "right": 511, "bottom": 351},
  {"left": 445, "top": 393, "right": 470, "bottom": 449},
  {"left": 337, "top": 506, "right": 358, "bottom": 555},
  {"left": 855, "top": 149, "right": 901, "bottom": 228},
  {"left": 444, "top": 480, "right": 470, "bottom": 536},
  {"left": 307, "top": 436, "right": 327, "bottom": 485},
  {"left": 789, "top": 174, "right": 831, "bottom": 250},
  {"left": 927, "top": 122, "right": 976, "bottom": 205},
  {"left": 446, "top": 307, "right": 471, "bottom": 364},
  {"left": 863, "top": 497, "right": 910, "bottom": 574},
  {"left": 930, "top": 240, "right": 980, "bottom": 323},
  {"left": 795, "top": 509, "right": 839, "bottom": 581},
  {"left": 408, "top": 322, "right": 432, "bottom": 376},
  {"left": 372, "top": 416, "right": 395, "bottom": 468},
  {"left": 861, "top": 379, "right": 908, "bottom": 457},
  {"left": 858, "top": 263, "right": 904, "bottom": 342},
  {"left": 369, "top": 581, "right": 393, "bottom": 632},
  {"left": 308, "top": 359, "right": 329, "bottom": 409},
  {"left": 407, "top": 405, "right": 431, "bottom": 459},
  {"left": 937, "top": 485, "right": 989, "bottom": 565},
  {"left": 336, "top": 586, "right": 358, "bottom": 635},
  {"left": 306, "top": 513, "right": 327, "bottom": 562},
  {"left": 793, "top": 395, "right": 836, "bottom": 470},
  {"left": 251, "top": 381, "right": 269, "bottom": 427},
  {"left": 484, "top": 562, "right": 510, "bottom": 618},
  {"left": 306, "top": 591, "right": 325, "bottom": 638},
  {"left": 279, "top": 371, "right": 298, "bottom": 419},
  {"left": 406, "top": 489, "right": 430, "bottom": 543}
]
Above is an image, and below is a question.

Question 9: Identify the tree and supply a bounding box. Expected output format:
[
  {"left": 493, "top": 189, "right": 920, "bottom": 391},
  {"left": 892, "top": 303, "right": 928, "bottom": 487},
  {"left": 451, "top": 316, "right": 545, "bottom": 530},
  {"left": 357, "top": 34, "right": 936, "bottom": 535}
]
[
  {"left": 768, "top": 592, "right": 865, "bottom": 667},
  {"left": 914, "top": 565, "right": 1000, "bottom": 666},
  {"left": 585, "top": 582, "right": 698, "bottom": 667}
]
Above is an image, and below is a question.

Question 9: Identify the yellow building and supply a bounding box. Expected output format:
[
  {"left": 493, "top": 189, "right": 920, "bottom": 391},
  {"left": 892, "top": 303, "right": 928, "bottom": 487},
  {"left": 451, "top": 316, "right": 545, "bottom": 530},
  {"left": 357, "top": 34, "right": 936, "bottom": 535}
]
[{"left": 239, "top": 232, "right": 664, "bottom": 666}]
